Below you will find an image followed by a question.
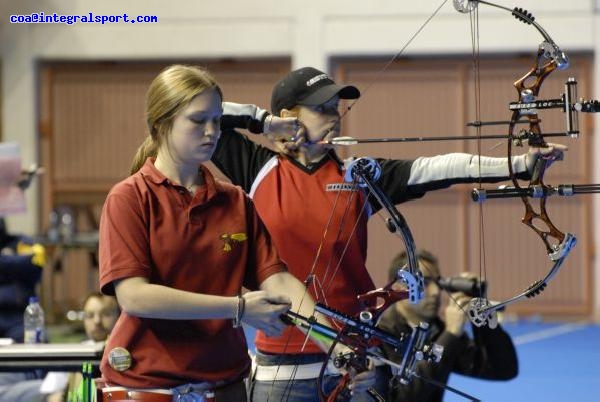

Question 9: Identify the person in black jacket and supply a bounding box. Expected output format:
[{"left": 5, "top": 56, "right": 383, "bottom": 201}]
[{"left": 378, "top": 249, "right": 518, "bottom": 402}]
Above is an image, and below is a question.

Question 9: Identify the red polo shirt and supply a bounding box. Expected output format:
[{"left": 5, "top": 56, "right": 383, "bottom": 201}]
[
  {"left": 99, "top": 158, "right": 284, "bottom": 388},
  {"left": 251, "top": 156, "right": 374, "bottom": 354}
]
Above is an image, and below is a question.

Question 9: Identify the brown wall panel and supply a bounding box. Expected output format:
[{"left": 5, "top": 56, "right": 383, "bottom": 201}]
[
  {"left": 366, "top": 191, "right": 467, "bottom": 285},
  {"left": 52, "top": 67, "right": 153, "bottom": 188}
]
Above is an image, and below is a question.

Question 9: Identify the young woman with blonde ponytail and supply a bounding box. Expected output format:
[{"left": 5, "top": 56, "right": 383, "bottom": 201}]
[{"left": 96, "top": 65, "right": 360, "bottom": 401}]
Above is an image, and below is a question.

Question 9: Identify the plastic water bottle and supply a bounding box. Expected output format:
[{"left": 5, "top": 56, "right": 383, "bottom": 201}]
[
  {"left": 23, "top": 296, "right": 46, "bottom": 344},
  {"left": 47, "top": 209, "right": 59, "bottom": 242},
  {"left": 59, "top": 208, "right": 76, "bottom": 243}
]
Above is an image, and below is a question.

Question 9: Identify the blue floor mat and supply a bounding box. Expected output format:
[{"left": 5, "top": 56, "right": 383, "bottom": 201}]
[{"left": 445, "top": 321, "right": 600, "bottom": 402}]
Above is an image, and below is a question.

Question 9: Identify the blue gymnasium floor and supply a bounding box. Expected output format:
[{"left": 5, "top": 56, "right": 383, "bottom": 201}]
[
  {"left": 245, "top": 320, "right": 600, "bottom": 401},
  {"left": 446, "top": 321, "right": 600, "bottom": 402}
]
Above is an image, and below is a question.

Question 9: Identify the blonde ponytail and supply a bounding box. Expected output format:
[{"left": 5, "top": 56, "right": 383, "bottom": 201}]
[{"left": 130, "top": 136, "right": 158, "bottom": 174}]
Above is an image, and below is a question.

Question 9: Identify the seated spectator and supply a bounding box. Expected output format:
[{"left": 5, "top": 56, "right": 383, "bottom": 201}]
[
  {"left": 378, "top": 250, "right": 518, "bottom": 402},
  {"left": 80, "top": 292, "right": 120, "bottom": 344},
  {"left": 42, "top": 292, "right": 120, "bottom": 400}
]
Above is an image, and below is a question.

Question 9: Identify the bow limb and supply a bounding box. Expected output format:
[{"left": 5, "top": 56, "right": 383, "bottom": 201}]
[
  {"left": 314, "top": 0, "right": 455, "bottom": 303},
  {"left": 466, "top": 239, "right": 574, "bottom": 327}
]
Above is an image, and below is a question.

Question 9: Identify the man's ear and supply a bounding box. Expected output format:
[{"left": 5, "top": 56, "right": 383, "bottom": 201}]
[{"left": 280, "top": 109, "right": 294, "bottom": 118}]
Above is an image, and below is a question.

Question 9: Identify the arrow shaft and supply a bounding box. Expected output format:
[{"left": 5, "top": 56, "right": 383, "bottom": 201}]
[{"left": 327, "top": 132, "right": 572, "bottom": 145}]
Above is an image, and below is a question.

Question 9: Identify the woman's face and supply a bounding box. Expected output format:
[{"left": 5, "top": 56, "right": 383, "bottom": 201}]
[
  {"left": 167, "top": 89, "right": 223, "bottom": 165},
  {"left": 296, "top": 95, "right": 341, "bottom": 145}
]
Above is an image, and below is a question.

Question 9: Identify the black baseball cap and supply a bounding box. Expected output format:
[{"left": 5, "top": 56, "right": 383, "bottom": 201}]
[{"left": 271, "top": 67, "right": 360, "bottom": 116}]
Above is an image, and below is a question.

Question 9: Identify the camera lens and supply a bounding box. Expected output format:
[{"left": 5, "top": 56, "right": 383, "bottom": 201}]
[{"left": 437, "top": 277, "right": 486, "bottom": 297}]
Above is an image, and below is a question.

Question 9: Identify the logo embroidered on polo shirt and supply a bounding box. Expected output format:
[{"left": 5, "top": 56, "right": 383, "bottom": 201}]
[
  {"left": 220, "top": 233, "right": 247, "bottom": 252},
  {"left": 325, "top": 183, "right": 359, "bottom": 192}
]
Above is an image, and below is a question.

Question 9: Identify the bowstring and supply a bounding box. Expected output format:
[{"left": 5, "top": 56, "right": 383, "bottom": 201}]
[
  {"left": 276, "top": 178, "right": 373, "bottom": 400},
  {"left": 321, "top": 181, "right": 370, "bottom": 294},
  {"left": 266, "top": 184, "right": 344, "bottom": 402},
  {"left": 443, "top": 4, "right": 489, "bottom": 319},
  {"left": 306, "top": 185, "right": 346, "bottom": 306},
  {"left": 469, "top": 4, "right": 490, "bottom": 312},
  {"left": 322, "top": 200, "right": 370, "bottom": 295},
  {"left": 337, "top": 0, "right": 451, "bottom": 123},
  {"left": 318, "top": 184, "right": 359, "bottom": 293},
  {"left": 268, "top": 165, "right": 362, "bottom": 401}
]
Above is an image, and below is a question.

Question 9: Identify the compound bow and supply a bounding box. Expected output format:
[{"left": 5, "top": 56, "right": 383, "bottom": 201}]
[
  {"left": 454, "top": 0, "right": 598, "bottom": 327},
  {"left": 325, "top": 1, "right": 600, "bottom": 327}
]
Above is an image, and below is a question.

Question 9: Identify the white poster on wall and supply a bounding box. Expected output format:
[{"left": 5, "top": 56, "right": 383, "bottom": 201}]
[{"left": 0, "top": 142, "right": 26, "bottom": 216}]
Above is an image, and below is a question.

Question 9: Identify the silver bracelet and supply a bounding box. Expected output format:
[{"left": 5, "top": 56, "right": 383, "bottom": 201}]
[{"left": 232, "top": 295, "right": 245, "bottom": 328}]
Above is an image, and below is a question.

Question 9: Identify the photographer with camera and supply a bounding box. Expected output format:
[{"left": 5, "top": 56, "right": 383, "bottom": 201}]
[{"left": 378, "top": 249, "right": 518, "bottom": 402}]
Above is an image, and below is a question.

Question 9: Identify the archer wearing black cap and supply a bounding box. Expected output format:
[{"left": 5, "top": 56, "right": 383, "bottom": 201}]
[
  {"left": 262, "top": 66, "right": 362, "bottom": 167},
  {"left": 271, "top": 66, "right": 360, "bottom": 116},
  {"left": 211, "top": 66, "right": 566, "bottom": 402}
]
